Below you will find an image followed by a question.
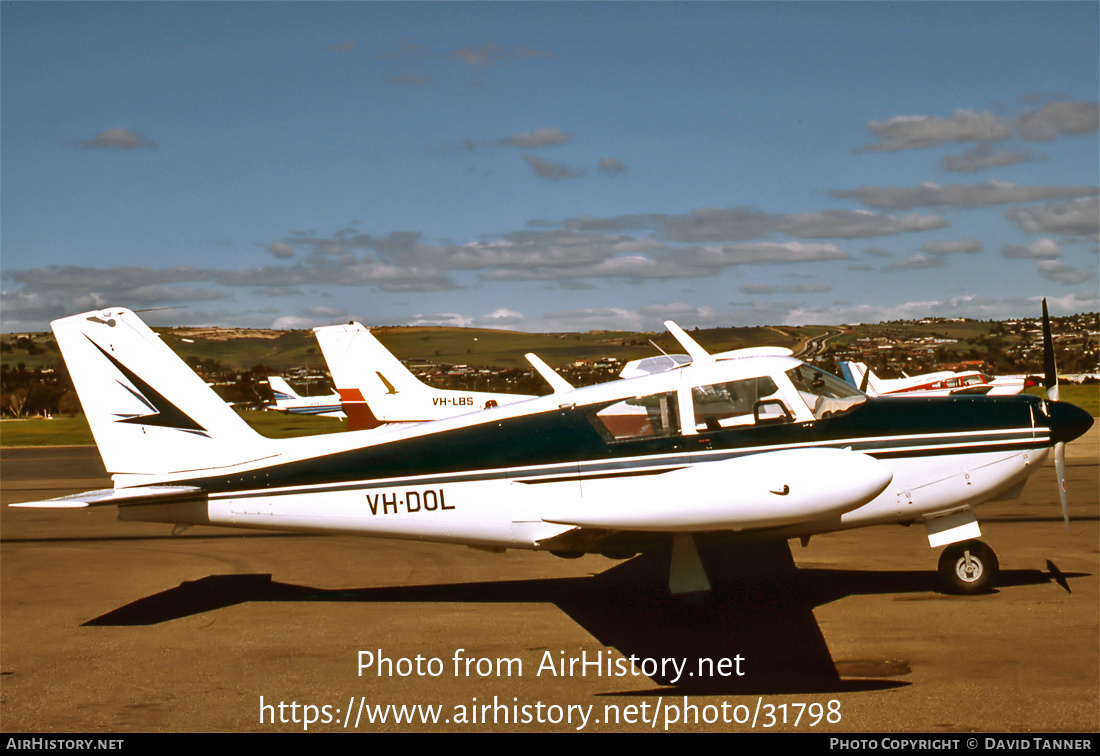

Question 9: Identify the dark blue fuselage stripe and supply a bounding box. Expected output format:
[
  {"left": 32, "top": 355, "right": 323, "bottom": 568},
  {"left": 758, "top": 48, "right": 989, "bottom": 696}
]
[
  {"left": 176, "top": 394, "right": 1045, "bottom": 498},
  {"left": 202, "top": 433, "right": 1044, "bottom": 502}
]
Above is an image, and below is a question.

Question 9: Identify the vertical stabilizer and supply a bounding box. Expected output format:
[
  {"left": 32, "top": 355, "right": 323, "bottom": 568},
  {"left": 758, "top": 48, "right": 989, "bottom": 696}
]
[
  {"left": 313, "top": 323, "right": 417, "bottom": 429},
  {"left": 314, "top": 322, "right": 536, "bottom": 426},
  {"left": 267, "top": 376, "right": 303, "bottom": 401},
  {"left": 839, "top": 361, "right": 881, "bottom": 396},
  {"left": 52, "top": 308, "right": 276, "bottom": 476},
  {"left": 314, "top": 323, "right": 428, "bottom": 398}
]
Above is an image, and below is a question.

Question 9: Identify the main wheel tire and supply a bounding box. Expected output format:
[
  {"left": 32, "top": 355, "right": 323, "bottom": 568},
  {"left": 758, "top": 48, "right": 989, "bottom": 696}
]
[{"left": 938, "top": 540, "right": 999, "bottom": 594}]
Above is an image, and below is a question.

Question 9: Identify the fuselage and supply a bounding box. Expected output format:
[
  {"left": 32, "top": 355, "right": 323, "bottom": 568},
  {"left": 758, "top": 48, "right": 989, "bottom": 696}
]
[{"left": 116, "top": 354, "right": 1081, "bottom": 554}]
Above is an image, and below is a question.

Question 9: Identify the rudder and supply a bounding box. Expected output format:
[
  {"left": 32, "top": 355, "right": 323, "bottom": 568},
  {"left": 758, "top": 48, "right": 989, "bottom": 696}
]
[{"left": 53, "top": 308, "right": 275, "bottom": 476}]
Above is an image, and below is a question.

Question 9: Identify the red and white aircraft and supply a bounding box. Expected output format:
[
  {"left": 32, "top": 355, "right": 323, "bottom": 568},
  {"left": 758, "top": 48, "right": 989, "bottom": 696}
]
[{"left": 840, "top": 361, "right": 1028, "bottom": 397}]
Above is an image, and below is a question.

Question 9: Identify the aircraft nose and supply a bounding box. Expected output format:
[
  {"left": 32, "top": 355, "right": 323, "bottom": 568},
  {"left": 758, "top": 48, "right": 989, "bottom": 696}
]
[{"left": 1047, "top": 401, "right": 1094, "bottom": 444}]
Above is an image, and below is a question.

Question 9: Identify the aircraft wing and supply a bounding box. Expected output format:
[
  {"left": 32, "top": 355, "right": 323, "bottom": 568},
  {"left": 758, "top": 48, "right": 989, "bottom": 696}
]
[{"left": 538, "top": 447, "right": 892, "bottom": 531}]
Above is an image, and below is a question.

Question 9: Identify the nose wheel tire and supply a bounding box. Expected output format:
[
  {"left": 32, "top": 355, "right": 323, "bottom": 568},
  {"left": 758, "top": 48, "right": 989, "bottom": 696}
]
[{"left": 938, "top": 540, "right": 998, "bottom": 594}]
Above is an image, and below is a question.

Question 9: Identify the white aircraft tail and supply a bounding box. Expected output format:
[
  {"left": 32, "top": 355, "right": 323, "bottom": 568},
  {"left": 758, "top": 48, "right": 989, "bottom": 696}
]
[
  {"left": 267, "top": 375, "right": 303, "bottom": 402},
  {"left": 315, "top": 323, "right": 428, "bottom": 396},
  {"left": 839, "top": 361, "right": 882, "bottom": 396},
  {"left": 52, "top": 308, "right": 276, "bottom": 477},
  {"left": 313, "top": 323, "right": 422, "bottom": 429},
  {"left": 314, "top": 322, "right": 537, "bottom": 429}
]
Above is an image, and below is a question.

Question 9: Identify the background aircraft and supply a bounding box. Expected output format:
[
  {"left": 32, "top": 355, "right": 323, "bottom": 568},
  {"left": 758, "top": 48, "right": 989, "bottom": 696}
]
[
  {"left": 839, "top": 361, "right": 1028, "bottom": 397},
  {"left": 312, "top": 322, "right": 537, "bottom": 430},
  {"left": 266, "top": 375, "right": 345, "bottom": 420},
  {"left": 14, "top": 305, "right": 1092, "bottom": 597}
]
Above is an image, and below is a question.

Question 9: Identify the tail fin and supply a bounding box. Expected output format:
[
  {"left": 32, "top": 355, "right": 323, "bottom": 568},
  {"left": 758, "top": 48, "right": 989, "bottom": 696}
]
[
  {"left": 839, "top": 361, "right": 880, "bottom": 396},
  {"left": 52, "top": 308, "right": 275, "bottom": 476},
  {"left": 313, "top": 322, "right": 535, "bottom": 428},
  {"left": 312, "top": 323, "right": 417, "bottom": 429},
  {"left": 314, "top": 323, "right": 430, "bottom": 398},
  {"left": 267, "top": 375, "right": 303, "bottom": 403}
]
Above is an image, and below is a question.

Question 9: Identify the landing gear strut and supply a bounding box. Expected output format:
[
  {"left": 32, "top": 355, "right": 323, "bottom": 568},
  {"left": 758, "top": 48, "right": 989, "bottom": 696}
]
[{"left": 938, "top": 540, "right": 998, "bottom": 594}]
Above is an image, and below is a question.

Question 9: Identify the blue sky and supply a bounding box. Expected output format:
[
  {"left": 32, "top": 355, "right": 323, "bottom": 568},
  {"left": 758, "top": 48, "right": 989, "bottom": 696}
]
[{"left": 2, "top": 1, "right": 1097, "bottom": 333}]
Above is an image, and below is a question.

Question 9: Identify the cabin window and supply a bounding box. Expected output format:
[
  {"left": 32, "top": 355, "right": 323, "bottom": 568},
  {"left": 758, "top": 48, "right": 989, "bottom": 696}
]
[
  {"left": 691, "top": 376, "right": 787, "bottom": 430},
  {"left": 785, "top": 364, "right": 866, "bottom": 419},
  {"left": 589, "top": 391, "right": 679, "bottom": 441}
]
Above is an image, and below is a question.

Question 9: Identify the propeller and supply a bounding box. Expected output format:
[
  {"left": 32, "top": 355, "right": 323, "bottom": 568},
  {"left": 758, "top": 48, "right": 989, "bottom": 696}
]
[{"left": 1041, "top": 298, "right": 1069, "bottom": 533}]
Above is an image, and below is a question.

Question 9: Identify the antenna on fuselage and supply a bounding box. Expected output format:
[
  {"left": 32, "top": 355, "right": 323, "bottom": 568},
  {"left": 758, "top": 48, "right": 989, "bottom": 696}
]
[
  {"left": 663, "top": 321, "right": 714, "bottom": 365},
  {"left": 525, "top": 353, "right": 574, "bottom": 394}
]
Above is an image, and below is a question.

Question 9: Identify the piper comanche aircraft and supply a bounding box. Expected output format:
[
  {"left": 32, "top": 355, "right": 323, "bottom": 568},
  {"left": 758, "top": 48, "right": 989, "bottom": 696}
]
[
  {"left": 312, "top": 322, "right": 537, "bottom": 430},
  {"left": 839, "top": 361, "right": 1027, "bottom": 397},
  {"left": 14, "top": 306, "right": 1092, "bottom": 596},
  {"left": 266, "top": 376, "right": 345, "bottom": 420}
]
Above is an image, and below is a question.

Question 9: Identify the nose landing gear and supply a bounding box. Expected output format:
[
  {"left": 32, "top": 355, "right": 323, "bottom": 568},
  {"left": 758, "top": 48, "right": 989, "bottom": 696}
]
[{"left": 938, "top": 540, "right": 999, "bottom": 594}]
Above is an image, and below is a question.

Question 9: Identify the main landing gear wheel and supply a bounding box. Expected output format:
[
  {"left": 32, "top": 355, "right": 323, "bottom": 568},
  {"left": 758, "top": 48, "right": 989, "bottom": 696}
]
[{"left": 938, "top": 540, "right": 999, "bottom": 594}]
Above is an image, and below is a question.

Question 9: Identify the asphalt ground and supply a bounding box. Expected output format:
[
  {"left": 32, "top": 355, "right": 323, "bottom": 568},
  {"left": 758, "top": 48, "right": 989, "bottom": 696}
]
[{"left": 1, "top": 441, "right": 1097, "bottom": 734}]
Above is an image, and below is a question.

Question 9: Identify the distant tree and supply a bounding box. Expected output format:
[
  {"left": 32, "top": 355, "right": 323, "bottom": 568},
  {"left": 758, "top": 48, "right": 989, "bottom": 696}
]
[{"left": 6, "top": 388, "right": 28, "bottom": 418}]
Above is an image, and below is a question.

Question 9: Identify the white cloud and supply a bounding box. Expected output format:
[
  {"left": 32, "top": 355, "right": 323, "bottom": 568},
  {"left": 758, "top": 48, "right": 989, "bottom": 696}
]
[
  {"left": 779, "top": 210, "right": 946, "bottom": 238},
  {"left": 1006, "top": 197, "right": 1100, "bottom": 237},
  {"left": 1001, "top": 239, "right": 1061, "bottom": 259},
  {"left": 923, "top": 238, "right": 982, "bottom": 255},
  {"left": 328, "top": 40, "right": 356, "bottom": 54},
  {"left": 268, "top": 242, "right": 294, "bottom": 259},
  {"left": 598, "top": 158, "right": 628, "bottom": 176},
  {"left": 683, "top": 242, "right": 850, "bottom": 267},
  {"left": 409, "top": 312, "right": 475, "bottom": 328},
  {"left": 862, "top": 109, "right": 1012, "bottom": 152},
  {"left": 80, "top": 128, "right": 157, "bottom": 150},
  {"left": 941, "top": 145, "right": 1036, "bottom": 173},
  {"left": 474, "top": 309, "right": 526, "bottom": 328},
  {"left": 833, "top": 182, "right": 1097, "bottom": 210},
  {"left": 503, "top": 128, "right": 571, "bottom": 148},
  {"left": 521, "top": 154, "right": 584, "bottom": 180},
  {"left": 860, "top": 101, "right": 1099, "bottom": 153},
  {"left": 272, "top": 315, "right": 320, "bottom": 330},
  {"left": 887, "top": 254, "right": 942, "bottom": 270},
  {"left": 1036, "top": 260, "right": 1095, "bottom": 285},
  {"left": 1016, "top": 101, "right": 1099, "bottom": 141}
]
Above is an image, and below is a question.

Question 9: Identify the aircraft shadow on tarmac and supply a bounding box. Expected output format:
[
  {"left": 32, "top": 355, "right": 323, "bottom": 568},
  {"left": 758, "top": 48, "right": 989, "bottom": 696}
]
[{"left": 81, "top": 539, "right": 1087, "bottom": 695}]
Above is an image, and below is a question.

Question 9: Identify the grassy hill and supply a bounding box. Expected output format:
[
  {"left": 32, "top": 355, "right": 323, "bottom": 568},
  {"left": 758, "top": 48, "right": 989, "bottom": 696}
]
[
  {"left": 1, "top": 323, "right": 825, "bottom": 374},
  {"left": 2, "top": 382, "right": 1095, "bottom": 448}
]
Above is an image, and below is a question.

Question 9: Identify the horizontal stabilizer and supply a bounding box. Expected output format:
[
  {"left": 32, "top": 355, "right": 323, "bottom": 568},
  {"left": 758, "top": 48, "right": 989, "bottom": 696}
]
[{"left": 11, "top": 485, "right": 205, "bottom": 509}]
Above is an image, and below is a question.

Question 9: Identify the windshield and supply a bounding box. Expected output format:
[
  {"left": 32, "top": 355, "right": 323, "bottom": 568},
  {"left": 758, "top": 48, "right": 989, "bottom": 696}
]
[{"left": 785, "top": 364, "right": 867, "bottom": 419}]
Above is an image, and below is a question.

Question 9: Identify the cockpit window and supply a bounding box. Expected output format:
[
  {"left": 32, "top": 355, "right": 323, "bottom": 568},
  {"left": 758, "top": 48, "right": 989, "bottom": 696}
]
[
  {"left": 691, "top": 376, "right": 786, "bottom": 430},
  {"left": 589, "top": 390, "right": 679, "bottom": 441},
  {"left": 785, "top": 364, "right": 867, "bottom": 419}
]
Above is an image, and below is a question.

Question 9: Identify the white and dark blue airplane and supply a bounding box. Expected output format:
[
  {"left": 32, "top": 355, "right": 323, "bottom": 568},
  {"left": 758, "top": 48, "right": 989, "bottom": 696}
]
[
  {"left": 266, "top": 375, "right": 345, "bottom": 420},
  {"left": 13, "top": 305, "right": 1092, "bottom": 596}
]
